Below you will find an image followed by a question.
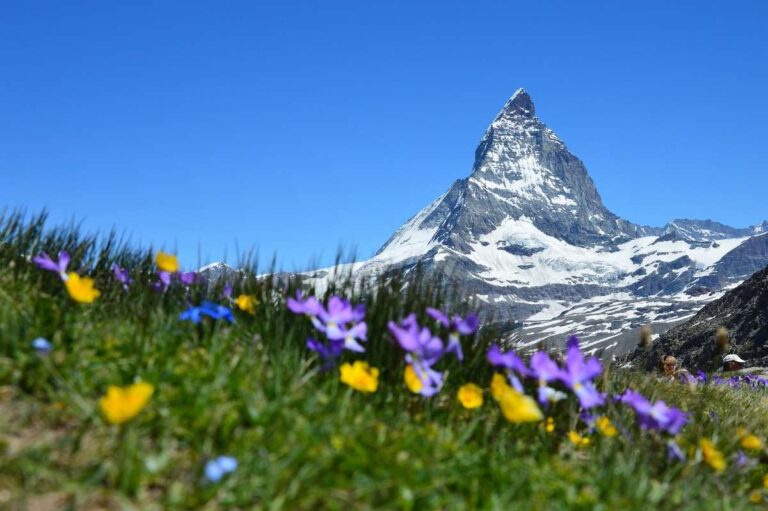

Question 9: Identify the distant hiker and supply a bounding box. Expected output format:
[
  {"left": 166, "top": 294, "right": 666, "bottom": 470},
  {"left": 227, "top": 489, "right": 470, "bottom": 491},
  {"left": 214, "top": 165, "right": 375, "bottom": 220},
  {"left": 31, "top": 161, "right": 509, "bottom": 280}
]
[{"left": 721, "top": 354, "right": 747, "bottom": 372}]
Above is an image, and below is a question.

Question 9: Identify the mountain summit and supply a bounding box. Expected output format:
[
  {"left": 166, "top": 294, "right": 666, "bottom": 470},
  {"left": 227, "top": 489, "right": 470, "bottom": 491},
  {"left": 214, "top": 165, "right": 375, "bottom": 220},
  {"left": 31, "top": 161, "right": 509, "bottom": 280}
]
[{"left": 317, "top": 89, "right": 768, "bottom": 355}]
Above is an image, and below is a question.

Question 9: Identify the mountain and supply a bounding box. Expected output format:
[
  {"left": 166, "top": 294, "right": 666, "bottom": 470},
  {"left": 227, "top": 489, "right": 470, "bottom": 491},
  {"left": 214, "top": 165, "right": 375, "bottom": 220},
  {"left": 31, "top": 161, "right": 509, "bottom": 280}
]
[
  {"left": 627, "top": 263, "right": 768, "bottom": 370},
  {"left": 302, "top": 89, "right": 768, "bottom": 355}
]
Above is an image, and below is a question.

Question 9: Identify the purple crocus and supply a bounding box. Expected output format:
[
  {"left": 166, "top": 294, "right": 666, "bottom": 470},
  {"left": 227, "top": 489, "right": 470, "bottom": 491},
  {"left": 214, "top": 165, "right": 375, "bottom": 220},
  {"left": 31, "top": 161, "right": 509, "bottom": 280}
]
[
  {"left": 286, "top": 290, "right": 324, "bottom": 318},
  {"left": 486, "top": 344, "right": 532, "bottom": 392},
  {"left": 151, "top": 270, "right": 173, "bottom": 292},
  {"left": 530, "top": 351, "right": 568, "bottom": 405},
  {"left": 426, "top": 307, "right": 478, "bottom": 362},
  {"left": 620, "top": 389, "right": 688, "bottom": 435},
  {"left": 667, "top": 440, "right": 686, "bottom": 462},
  {"left": 221, "top": 283, "right": 233, "bottom": 300},
  {"left": 111, "top": 264, "right": 132, "bottom": 290},
  {"left": 180, "top": 301, "right": 235, "bottom": 323},
  {"left": 32, "top": 251, "right": 70, "bottom": 279},
  {"left": 557, "top": 336, "right": 605, "bottom": 409},
  {"left": 306, "top": 337, "right": 344, "bottom": 369},
  {"left": 179, "top": 271, "right": 198, "bottom": 286},
  {"left": 388, "top": 314, "right": 446, "bottom": 396}
]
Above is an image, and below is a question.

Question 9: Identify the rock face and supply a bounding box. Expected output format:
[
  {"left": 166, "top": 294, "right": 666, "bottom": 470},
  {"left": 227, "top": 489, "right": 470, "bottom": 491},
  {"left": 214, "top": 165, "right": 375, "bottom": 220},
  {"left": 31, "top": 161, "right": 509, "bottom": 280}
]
[
  {"left": 305, "top": 89, "right": 768, "bottom": 355},
  {"left": 628, "top": 264, "right": 768, "bottom": 370}
]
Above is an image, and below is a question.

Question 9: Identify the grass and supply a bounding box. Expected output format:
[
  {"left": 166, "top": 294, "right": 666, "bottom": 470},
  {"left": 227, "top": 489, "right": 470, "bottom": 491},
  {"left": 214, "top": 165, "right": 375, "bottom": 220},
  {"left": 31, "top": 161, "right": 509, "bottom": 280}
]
[{"left": 1, "top": 210, "right": 768, "bottom": 510}]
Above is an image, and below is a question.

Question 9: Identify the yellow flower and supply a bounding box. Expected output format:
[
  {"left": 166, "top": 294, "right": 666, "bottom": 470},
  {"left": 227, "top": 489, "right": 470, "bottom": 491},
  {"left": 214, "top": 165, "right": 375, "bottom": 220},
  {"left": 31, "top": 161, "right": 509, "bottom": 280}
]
[
  {"left": 339, "top": 361, "right": 379, "bottom": 393},
  {"left": 64, "top": 272, "right": 101, "bottom": 303},
  {"left": 457, "top": 383, "right": 484, "bottom": 409},
  {"left": 99, "top": 382, "right": 154, "bottom": 425},
  {"left": 741, "top": 434, "right": 764, "bottom": 451},
  {"left": 568, "top": 431, "right": 591, "bottom": 447},
  {"left": 490, "top": 373, "right": 509, "bottom": 401},
  {"left": 155, "top": 251, "right": 179, "bottom": 273},
  {"left": 234, "top": 294, "right": 258, "bottom": 315},
  {"left": 544, "top": 417, "right": 555, "bottom": 433},
  {"left": 404, "top": 365, "right": 423, "bottom": 394},
  {"left": 749, "top": 490, "right": 763, "bottom": 504},
  {"left": 596, "top": 416, "right": 618, "bottom": 437},
  {"left": 700, "top": 438, "right": 726, "bottom": 472},
  {"left": 763, "top": 474, "right": 768, "bottom": 489},
  {"left": 497, "top": 386, "right": 543, "bottom": 423}
]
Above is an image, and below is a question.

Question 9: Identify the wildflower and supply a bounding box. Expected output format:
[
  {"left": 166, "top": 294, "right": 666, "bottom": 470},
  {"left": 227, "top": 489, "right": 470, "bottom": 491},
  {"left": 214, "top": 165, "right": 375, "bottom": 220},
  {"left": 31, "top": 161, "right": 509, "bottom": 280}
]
[
  {"left": 204, "top": 456, "right": 238, "bottom": 483},
  {"left": 740, "top": 432, "right": 763, "bottom": 451},
  {"left": 544, "top": 417, "right": 555, "bottom": 433},
  {"left": 111, "top": 264, "right": 131, "bottom": 290},
  {"left": 221, "top": 283, "right": 233, "bottom": 300},
  {"left": 179, "top": 271, "right": 198, "bottom": 286},
  {"left": 31, "top": 337, "right": 53, "bottom": 355},
  {"left": 490, "top": 373, "right": 510, "bottom": 400},
  {"left": 155, "top": 251, "right": 179, "bottom": 273},
  {"left": 99, "top": 382, "right": 154, "bottom": 425},
  {"left": 764, "top": 474, "right": 768, "bottom": 489},
  {"left": 339, "top": 361, "right": 379, "bottom": 393},
  {"left": 32, "top": 251, "right": 70, "bottom": 279},
  {"left": 404, "top": 365, "right": 423, "bottom": 394},
  {"left": 595, "top": 416, "right": 618, "bottom": 437},
  {"left": 568, "top": 431, "right": 590, "bottom": 447},
  {"left": 457, "top": 383, "right": 483, "bottom": 409},
  {"left": 749, "top": 490, "right": 763, "bottom": 504},
  {"left": 620, "top": 389, "right": 688, "bottom": 435},
  {"left": 700, "top": 438, "right": 726, "bottom": 472},
  {"left": 496, "top": 386, "right": 543, "bottom": 423},
  {"left": 667, "top": 440, "right": 686, "bottom": 462},
  {"left": 179, "top": 301, "right": 235, "bottom": 323},
  {"left": 307, "top": 337, "right": 344, "bottom": 369},
  {"left": 426, "top": 307, "right": 479, "bottom": 361},
  {"left": 530, "top": 351, "right": 566, "bottom": 405},
  {"left": 234, "top": 294, "right": 258, "bottom": 315},
  {"left": 486, "top": 344, "right": 532, "bottom": 392},
  {"left": 286, "top": 290, "right": 324, "bottom": 317},
  {"left": 152, "top": 270, "right": 173, "bottom": 292},
  {"left": 64, "top": 272, "right": 101, "bottom": 303},
  {"left": 558, "top": 336, "right": 604, "bottom": 409},
  {"left": 389, "top": 315, "right": 446, "bottom": 396}
]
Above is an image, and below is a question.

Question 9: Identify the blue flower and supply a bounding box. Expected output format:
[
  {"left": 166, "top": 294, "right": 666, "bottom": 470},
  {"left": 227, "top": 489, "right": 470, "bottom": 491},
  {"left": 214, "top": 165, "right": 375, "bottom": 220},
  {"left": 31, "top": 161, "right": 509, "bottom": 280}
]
[
  {"left": 32, "top": 337, "right": 53, "bottom": 355},
  {"left": 204, "top": 455, "right": 238, "bottom": 482},
  {"left": 180, "top": 301, "right": 235, "bottom": 323}
]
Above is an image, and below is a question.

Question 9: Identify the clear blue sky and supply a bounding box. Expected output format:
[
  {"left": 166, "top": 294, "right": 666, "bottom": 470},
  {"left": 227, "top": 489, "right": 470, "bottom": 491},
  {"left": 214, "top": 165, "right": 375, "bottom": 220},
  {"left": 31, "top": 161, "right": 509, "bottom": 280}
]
[{"left": 2, "top": 1, "right": 766, "bottom": 270}]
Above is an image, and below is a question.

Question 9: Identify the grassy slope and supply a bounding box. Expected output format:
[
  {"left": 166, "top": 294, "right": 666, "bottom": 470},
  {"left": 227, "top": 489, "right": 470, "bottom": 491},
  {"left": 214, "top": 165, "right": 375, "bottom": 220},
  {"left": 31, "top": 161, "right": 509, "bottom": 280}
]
[{"left": 1, "top": 213, "right": 768, "bottom": 510}]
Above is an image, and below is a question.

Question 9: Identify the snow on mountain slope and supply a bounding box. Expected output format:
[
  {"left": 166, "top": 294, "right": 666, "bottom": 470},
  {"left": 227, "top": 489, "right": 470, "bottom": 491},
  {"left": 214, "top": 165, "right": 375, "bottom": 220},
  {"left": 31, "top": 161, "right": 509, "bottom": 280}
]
[{"left": 299, "top": 89, "right": 768, "bottom": 356}]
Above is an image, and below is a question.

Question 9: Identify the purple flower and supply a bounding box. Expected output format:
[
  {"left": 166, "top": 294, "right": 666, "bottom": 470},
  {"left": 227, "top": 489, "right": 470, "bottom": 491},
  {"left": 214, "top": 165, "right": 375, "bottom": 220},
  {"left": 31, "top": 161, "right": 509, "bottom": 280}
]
[
  {"left": 32, "top": 251, "right": 70, "bottom": 279},
  {"left": 620, "top": 389, "right": 688, "bottom": 435},
  {"left": 152, "top": 270, "right": 173, "bottom": 292},
  {"left": 426, "top": 307, "right": 479, "bottom": 361},
  {"left": 335, "top": 322, "right": 368, "bottom": 352},
  {"left": 180, "top": 301, "right": 235, "bottom": 323},
  {"left": 179, "top": 271, "right": 198, "bottom": 286},
  {"left": 312, "top": 297, "right": 357, "bottom": 338},
  {"left": 558, "top": 336, "right": 605, "bottom": 409},
  {"left": 389, "top": 315, "right": 444, "bottom": 365},
  {"left": 667, "top": 440, "right": 686, "bottom": 462},
  {"left": 32, "top": 337, "right": 53, "bottom": 355},
  {"left": 486, "top": 344, "right": 532, "bottom": 392},
  {"left": 286, "top": 291, "right": 324, "bottom": 317},
  {"left": 529, "top": 351, "right": 568, "bottom": 405},
  {"left": 111, "top": 264, "right": 131, "bottom": 290},
  {"left": 306, "top": 337, "right": 344, "bottom": 369},
  {"left": 388, "top": 315, "right": 446, "bottom": 396},
  {"left": 204, "top": 455, "right": 237, "bottom": 483},
  {"left": 221, "top": 283, "right": 233, "bottom": 300}
]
